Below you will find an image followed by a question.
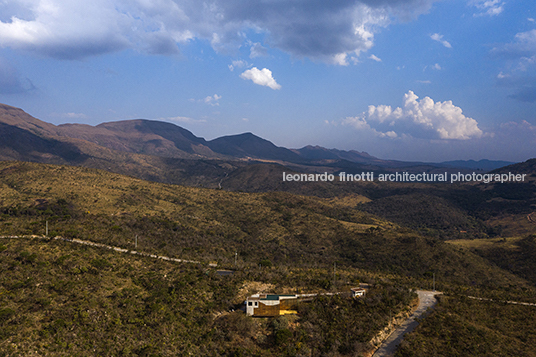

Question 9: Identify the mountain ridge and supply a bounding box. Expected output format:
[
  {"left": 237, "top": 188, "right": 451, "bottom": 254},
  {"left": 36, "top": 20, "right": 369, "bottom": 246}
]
[{"left": 0, "top": 103, "right": 516, "bottom": 169}]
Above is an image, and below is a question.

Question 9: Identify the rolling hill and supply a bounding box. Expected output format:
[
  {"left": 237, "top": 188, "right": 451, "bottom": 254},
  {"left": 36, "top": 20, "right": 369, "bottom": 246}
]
[
  {"left": 1, "top": 103, "right": 535, "bottom": 356},
  {"left": 0, "top": 160, "right": 532, "bottom": 291},
  {"left": 1, "top": 102, "right": 534, "bottom": 242},
  {"left": 1, "top": 160, "right": 536, "bottom": 355}
]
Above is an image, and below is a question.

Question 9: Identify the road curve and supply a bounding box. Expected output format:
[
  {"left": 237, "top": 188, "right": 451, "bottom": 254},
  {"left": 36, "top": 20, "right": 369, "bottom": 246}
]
[{"left": 373, "top": 290, "right": 441, "bottom": 357}]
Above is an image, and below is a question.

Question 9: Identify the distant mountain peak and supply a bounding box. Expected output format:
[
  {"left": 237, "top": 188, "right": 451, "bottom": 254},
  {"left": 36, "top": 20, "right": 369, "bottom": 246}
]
[{"left": 0, "top": 102, "right": 523, "bottom": 172}]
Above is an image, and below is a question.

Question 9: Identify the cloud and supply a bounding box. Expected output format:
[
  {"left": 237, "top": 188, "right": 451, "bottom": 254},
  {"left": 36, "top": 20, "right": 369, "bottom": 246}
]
[
  {"left": 0, "top": 0, "right": 436, "bottom": 63},
  {"left": 430, "top": 33, "right": 452, "bottom": 48},
  {"left": 423, "top": 63, "right": 442, "bottom": 71},
  {"left": 507, "top": 87, "right": 536, "bottom": 102},
  {"left": 494, "top": 120, "right": 536, "bottom": 148},
  {"left": 491, "top": 29, "right": 536, "bottom": 60},
  {"left": 492, "top": 29, "right": 536, "bottom": 102},
  {"left": 369, "top": 54, "right": 382, "bottom": 62},
  {"left": 249, "top": 42, "right": 268, "bottom": 58},
  {"left": 500, "top": 120, "right": 536, "bottom": 136},
  {"left": 331, "top": 53, "right": 350, "bottom": 66},
  {"left": 343, "top": 91, "right": 483, "bottom": 140},
  {"left": 417, "top": 80, "right": 431, "bottom": 84},
  {"left": 190, "top": 94, "right": 222, "bottom": 105},
  {"left": 240, "top": 67, "right": 281, "bottom": 90},
  {"left": 470, "top": 0, "right": 504, "bottom": 17},
  {"left": 165, "top": 116, "right": 206, "bottom": 124},
  {"left": 342, "top": 115, "right": 398, "bottom": 138},
  {"left": 499, "top": 78, "right": 536, "bottom": 102},
  {"left": 60, "top": 112, "right": 87, "bottom": 119},
  {"left": 228, "top": 59, "right": 249, "bottom": 71},
  {"left": 0, "top": 57, "right": 34, "bottom": 94},
  {"left": 204, "top": 94, "right": 222, "bottom": 106},
  {"left": 0, "top": 0, "right": 132, "bottom": 59}
]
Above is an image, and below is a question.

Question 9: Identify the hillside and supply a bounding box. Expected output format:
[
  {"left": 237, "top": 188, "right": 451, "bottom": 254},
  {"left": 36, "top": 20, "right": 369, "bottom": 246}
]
[
  {"left": 2, "top": 161, "right": 536, "bottom": 356},
  {"left": 449, "top": 235, "right": 536, "bottom": 286},
  {"left": 1, "top": 99, "right": 535, "bottom": 241},
  {"left": 0, "top": 161, "right": 532, "bottom": 292},
  {"left": 1, "top": 236, "right": 425, "bottom": 356},
  {"left": 207, "top": 132, "right": 306, "bottom": 163},
  {"left": 59, "top": 119, "right": 220, "bottom": 158},
  {"left": 396, "top": 294, "right": 536, "bottom": 357}
]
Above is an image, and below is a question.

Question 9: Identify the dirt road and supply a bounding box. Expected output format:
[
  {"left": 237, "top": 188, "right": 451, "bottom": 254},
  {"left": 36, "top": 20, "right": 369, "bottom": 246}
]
[
  {"left": 373, "top": 290, "right": 441, "bottom": 357},
  {"left": 0, "top": 235, "right": 200, "bottom": 264}
]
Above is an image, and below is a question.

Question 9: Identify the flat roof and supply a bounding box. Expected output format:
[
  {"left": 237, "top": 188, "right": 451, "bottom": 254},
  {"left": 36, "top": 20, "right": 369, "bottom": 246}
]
[
  {"left": 247, "top": 294, "right": 298, "bottom": 301},
  {"left": 261, "top": 294, "right": 296, "bottom": 301}
]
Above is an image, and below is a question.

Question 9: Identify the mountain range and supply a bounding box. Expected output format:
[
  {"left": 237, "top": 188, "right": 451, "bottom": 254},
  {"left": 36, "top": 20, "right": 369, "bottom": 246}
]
[
  {"left": 0, "top": 103, "right": 517, "bottom": 190},
  {"left": 1, "top": 103, "right": 536, "bottom": 356}
]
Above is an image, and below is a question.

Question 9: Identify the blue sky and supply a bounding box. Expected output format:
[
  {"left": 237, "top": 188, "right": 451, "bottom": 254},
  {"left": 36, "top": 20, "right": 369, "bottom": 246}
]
[{"left": 0, "top": 0, "right": 535, "bottom": 162}]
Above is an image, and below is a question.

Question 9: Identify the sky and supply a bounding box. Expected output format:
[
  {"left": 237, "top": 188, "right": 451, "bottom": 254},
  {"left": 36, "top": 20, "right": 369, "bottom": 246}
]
[{"left": 0, "top": 0, "right": 535, "bottom": 162}]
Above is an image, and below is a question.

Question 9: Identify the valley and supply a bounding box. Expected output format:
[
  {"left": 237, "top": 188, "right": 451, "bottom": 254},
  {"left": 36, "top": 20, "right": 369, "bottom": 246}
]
[
  {"left": 0, "top": 158, "right": 535, "bottom": 356},
  {"left": 1, "top": 104, "right": 536, "bottom": 356}
]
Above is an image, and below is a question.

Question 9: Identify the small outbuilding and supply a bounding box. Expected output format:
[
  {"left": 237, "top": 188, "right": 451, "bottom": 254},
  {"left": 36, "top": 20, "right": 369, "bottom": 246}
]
[{"left": 351, "top": 287, "right": 367, "bottom": 298}]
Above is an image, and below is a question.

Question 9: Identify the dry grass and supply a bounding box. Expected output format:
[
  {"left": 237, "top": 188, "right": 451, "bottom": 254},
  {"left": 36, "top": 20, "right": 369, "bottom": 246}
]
[{"left": 447, "top": 236, "right": 523, "bottom": 251}]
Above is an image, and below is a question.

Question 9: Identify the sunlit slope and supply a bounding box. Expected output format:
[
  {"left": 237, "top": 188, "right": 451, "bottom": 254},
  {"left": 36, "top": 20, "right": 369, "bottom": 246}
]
[
  {"left": 449, "top": 235, "right": 536, "bottom": 286},
  {"left": 0, "top": 160, "right": 531, "bottom": 291}
]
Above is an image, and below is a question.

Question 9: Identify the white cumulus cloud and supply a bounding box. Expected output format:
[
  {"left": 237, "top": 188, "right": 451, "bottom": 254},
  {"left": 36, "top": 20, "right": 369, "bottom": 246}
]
[
  {"left": 430, "top": 33, "right": 452, "bottom": 48},
  {"left": 343, "top": 91, "right": 483, "bottom": 140},
  {"left": 240, "top": 67, "right": 281, "bottom": 90}
]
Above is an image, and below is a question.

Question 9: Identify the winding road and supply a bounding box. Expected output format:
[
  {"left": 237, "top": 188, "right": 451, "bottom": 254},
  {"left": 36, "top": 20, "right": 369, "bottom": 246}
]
[{"left": 373, "top": 290, "right": 441, "bottom": 357}]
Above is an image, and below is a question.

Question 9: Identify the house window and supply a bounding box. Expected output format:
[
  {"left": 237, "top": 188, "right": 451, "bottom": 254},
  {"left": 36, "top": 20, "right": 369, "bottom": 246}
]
[
  {"left": 248, "top": 302, "right": 252, "bottom": 306},
  {"left": 255, "top": 302, "right": 258, "bottom": 306}
]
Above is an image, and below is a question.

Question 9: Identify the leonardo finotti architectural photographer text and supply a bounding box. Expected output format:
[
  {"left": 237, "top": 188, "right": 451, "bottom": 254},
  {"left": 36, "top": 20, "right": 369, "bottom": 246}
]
[{"left": 282, "top": 172, "right": 527, "bottom": 184}]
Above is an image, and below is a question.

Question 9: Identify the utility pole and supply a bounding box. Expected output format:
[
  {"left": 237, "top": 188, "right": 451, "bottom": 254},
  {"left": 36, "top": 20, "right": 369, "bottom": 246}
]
[
  {"left": 333, "top": 262, "right": 336, "bottom": 288},
  {"left": 135, "top": 235, "right": 138, "bottom": 249},
  {"left": 234, "top": 251, "right": 237, "bottom": 266},
  {"left": 45, "top": 220, "right": 48, "bottom": 237},
  {"left": 433, "top": 273, "right": 435, "bottom": 292}
]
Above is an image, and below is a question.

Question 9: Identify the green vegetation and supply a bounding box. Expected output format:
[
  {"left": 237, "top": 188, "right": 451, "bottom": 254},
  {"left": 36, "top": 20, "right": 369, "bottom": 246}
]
[
  {"left": 450, "top": 234, "right": 536, "bottom": 286},
  {"left": 361, "top": 193, "right": 487, "bottom": 239},
  {"left": 396, "top": 295, "right": 536, "bottom": 357},
  {"left": 0, "top": 238, "right": 236, "bottom": 356},
  {"left": 0, "top": 238, "right": 415, "bottom": 356},
  {"left": 1, "top": 160, "right": 536, "bottom": 356},
  {"left": 0, "top": 161, "right": 530, "bottom": 294},
  {"left": 296, "top": 286, "right": 415, "bottom": 356}
]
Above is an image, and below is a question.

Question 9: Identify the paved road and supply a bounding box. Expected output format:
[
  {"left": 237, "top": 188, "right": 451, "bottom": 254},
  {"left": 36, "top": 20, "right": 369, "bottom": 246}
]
[{"left": 373, "top": 290, "right": 441, "bottom": 357}]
